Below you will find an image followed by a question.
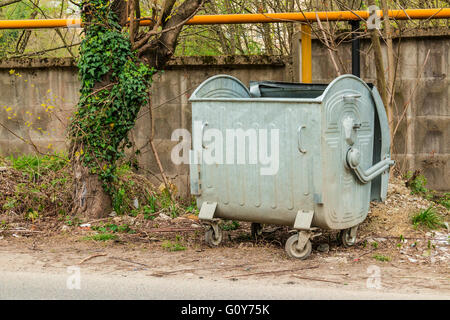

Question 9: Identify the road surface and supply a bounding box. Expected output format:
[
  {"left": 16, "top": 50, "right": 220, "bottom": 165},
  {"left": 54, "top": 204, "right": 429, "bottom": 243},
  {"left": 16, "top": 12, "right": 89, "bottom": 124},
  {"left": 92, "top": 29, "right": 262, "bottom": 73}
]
[{"left": 0, "top": 270, "right": 447, "bottom": 300}]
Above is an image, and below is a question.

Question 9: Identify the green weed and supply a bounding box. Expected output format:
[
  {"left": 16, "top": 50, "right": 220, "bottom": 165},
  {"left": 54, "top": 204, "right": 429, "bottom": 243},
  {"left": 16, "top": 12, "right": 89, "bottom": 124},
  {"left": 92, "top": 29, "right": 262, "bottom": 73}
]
[
  {"left": 162, "top": 236, "right": 186, "bottom": 251},
  {"left": 8, "top": 153, "right": 68, "bottom": 179},
  {"left": 221, "top": 220, "right": 240, "bottom": 231},
  {"left": 83, "top": 233, "right": 118, "bottom": 241},
  {"left": 412, "top": 206, "right": 445, "bottom": 230},
  {"left": 373, "top": 254, "right": 391, "bottom": 262},
  {"left": 405, "top": 171, "right": 428, "bottom": 194}
]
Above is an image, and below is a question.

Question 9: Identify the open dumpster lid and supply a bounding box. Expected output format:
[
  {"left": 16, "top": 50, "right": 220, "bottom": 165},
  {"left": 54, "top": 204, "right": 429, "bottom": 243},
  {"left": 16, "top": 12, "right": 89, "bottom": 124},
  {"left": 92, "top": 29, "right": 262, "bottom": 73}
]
[
  {"left": 249, "top": 80, "right": 374, "bottom": 99},
  {"left": 249, "top": 81, "right": 328, "bottom": 99}
]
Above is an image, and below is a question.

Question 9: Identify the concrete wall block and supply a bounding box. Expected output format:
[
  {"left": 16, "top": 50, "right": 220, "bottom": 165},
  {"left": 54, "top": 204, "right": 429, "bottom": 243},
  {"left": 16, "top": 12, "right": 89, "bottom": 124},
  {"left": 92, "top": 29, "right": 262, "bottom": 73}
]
[
  {"left": 181, "top": 103, "right": 192, "bottom": 132},
  {"left": 415, "top": 154, "right": 449, "bottom": 191},
  {"left": 414, "top": 117, "right": 449, "bottom": 154},
  {"left": 418, "top": 38, "right": 448, "bottom": 80},
  {"left": 137, "top": 139, "right": 187, "bottom": 176},
  {"left": 0, "top": 72, "right": 17, "bottom": 106},
  {"left": 151, "top": 103, "right": 182, "bottom": 140},
  {"left": 391, "top": 79, "right": 410, "bottom": 118},
  {"left": 151, "top": 72, "right": 183, "bottom": 104},
  {"left": 391, "top": 154, "right": 414, "bottom": 174},
  {"left": 397, "top": 39, "right": 418, "bottom": 80},
  {"left": 391, "top": 116, "right": 408, "bottom": 155},
  {"left": 414, "top": 79, "right": 449, "bottom": 116}
]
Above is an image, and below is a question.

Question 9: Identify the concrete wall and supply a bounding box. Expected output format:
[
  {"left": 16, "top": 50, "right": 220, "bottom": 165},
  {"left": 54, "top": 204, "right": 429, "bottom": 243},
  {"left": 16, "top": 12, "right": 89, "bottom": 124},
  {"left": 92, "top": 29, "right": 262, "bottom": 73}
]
[{"left": 0, "top": 34, "right": 448, "bottom": 192}]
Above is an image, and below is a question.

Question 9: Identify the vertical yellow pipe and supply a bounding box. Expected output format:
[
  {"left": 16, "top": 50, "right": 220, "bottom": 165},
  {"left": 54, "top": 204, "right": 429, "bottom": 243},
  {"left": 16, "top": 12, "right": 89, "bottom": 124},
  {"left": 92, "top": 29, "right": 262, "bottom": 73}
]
[{"left": 301, "top": 24, "right": 312, "bottom": 83}]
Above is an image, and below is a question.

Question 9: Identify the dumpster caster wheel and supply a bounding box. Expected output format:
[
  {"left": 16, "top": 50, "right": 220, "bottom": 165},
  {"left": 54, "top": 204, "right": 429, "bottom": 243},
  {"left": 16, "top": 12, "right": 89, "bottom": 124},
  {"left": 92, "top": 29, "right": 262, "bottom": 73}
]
[
  {"left": 251, "top": 223, "right": 263, "bottom": 238},
  {"left": 285, "top": 234, "right": 312, "bottom": 260},
  {"left": 205, "top": 227, "right": 222, "bottom": 247},
  {"left": 338, "top": 227, "right": 357, "bottom": 247}
]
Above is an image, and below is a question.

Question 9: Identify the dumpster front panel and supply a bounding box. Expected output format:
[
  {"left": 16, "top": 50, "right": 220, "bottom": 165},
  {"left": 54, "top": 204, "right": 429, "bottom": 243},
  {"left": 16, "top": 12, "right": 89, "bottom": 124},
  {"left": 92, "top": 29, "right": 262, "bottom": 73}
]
[{"left": 192, "top": 99, "right": 321, "bottom": 226}]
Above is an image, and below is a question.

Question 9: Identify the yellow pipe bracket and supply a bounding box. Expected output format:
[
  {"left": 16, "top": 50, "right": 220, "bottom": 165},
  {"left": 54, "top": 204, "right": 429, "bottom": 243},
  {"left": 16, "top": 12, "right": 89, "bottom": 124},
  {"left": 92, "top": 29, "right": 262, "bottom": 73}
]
[{"left": 301, "top": 24, "right": 312, "bottom": 84}]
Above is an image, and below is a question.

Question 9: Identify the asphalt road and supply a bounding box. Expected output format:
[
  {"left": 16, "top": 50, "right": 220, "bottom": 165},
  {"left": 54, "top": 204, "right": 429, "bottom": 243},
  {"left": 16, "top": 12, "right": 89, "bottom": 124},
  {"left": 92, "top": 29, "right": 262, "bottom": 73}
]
[{"left": 0, "top": 271, "right": 447, "bottom": 300}]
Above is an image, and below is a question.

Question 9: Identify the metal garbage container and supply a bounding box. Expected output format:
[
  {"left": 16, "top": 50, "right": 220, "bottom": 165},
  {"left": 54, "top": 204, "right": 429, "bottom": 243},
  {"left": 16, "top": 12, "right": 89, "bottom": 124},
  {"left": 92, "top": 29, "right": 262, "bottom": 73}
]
[{"left": 189, "top": 74, "right": 394, "bottom": 259}]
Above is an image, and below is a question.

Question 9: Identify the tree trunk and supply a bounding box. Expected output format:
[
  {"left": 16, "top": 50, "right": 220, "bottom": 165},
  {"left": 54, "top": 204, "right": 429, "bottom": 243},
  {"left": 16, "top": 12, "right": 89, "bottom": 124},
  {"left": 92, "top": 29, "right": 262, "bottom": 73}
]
[
  {"left": 72, "top": 152, "right": 112, "bottom": 219},
  {"left": 380, "top": 0, "right": 396, "bottom": 129},
  {"left": 69, "top": 0, "right": 203, "bottom": 219},
  {"left": 368, "top": 0, "right": 389, "bottom": 109}
]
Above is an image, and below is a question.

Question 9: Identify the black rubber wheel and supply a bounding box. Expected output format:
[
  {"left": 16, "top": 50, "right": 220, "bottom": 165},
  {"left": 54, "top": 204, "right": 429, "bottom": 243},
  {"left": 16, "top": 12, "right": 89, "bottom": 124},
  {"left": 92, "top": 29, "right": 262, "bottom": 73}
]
[
  {"left": 338, "top": 228, "right": 357, "bottom": 247},
  {"left": 285, "top": 234, "right": 312, "bottom": 260},
  {"left": 251, "top": 223, "right": 263, "bottom": 239},
  {"left": 205, "top": 227, "right": 222, "bottom": 247}
]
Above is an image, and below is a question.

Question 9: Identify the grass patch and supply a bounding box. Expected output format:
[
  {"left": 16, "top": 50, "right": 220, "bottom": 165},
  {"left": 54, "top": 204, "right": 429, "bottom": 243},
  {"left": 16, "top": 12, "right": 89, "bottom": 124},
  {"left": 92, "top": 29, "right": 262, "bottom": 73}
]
[
  {"left": 82, "top": 233, "right": 118, "bottom": 241},
  {"left": 1, "top": 154, "right": 197, "bottom": 219},
  {"left": 8, "top": 153, "right": 69, "bottom": 179},
  {"left": 405, "top": 171, "right": 428, "bottom": 195},
  {"left": 91, "top": 223, "right": 135, "bottom": 234},
  {"left": 161, "top": 235, "right": 186, "bottom": 251},
  {"left": 405, "top": 171, "right": 450, "bottom": 209},
  {"left": 221, "top": 220, "right": 240, "bottom": 231},
  {"left": 436, "top": 192, "right": 450, "bottom": 210},
  {"left": 162, "top": 240, "right": 186, "bottom": 251},
  {"left": 373, "top": 254, "right": 391, "bottom": 262},
  {"left": 411, "top": 206, "right": 445, "bottom": 230},
  {"left": 1, "top": 154, "right": 72, "bottom": 218}
]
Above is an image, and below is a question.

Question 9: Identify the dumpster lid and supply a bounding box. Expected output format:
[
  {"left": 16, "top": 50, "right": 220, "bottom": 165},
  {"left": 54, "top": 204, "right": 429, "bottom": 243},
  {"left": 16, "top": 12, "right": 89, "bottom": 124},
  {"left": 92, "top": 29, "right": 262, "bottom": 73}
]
[
  {"left": 249, "top": 81, "right": 328, "bottom": 99},
  {"left": 190, "top": 74, "right": 251, "bottom": 99},
  {"left": 250, "top": 80, "right": 374, "bottom": 99}
]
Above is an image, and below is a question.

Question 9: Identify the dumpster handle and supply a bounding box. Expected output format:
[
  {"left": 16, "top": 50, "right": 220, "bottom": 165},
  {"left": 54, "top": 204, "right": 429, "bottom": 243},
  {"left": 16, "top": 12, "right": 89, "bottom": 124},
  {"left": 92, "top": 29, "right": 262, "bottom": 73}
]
[
  {"left": 297, "top": 125, "right": 306, "bottom": 153},
  {"left": 201, "top": 122, "right": 208, "bottom": 149},
  {"left": 346, "top": 148, "right": 395, "bottom": 183}
]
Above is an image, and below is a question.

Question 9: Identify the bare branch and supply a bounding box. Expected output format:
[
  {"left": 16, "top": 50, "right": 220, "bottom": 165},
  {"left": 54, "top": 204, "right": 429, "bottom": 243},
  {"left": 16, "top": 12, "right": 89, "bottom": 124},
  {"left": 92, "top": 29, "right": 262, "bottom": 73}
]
[
  {"left": 0, "top": 0, "right": 21, "bottom": 8},
  {"left": 138, "top": 0, "right": 204, "bottom": 69}
]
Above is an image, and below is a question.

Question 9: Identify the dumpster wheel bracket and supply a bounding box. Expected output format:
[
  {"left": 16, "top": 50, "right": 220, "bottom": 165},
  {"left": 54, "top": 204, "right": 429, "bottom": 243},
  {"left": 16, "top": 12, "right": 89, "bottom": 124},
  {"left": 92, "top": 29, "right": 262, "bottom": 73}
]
[
  {"left": 202, "top": 219, "right": 222, "bottom": 247},
  {"left": 337, "top": 225, "right": 358, "bottom": 247}
]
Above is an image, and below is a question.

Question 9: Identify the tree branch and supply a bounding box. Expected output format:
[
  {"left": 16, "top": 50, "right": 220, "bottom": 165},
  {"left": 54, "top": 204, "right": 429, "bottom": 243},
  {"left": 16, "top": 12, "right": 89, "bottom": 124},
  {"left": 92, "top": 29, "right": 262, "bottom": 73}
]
[
  {"left": 138, "top": 0, "right": 204, "bottom": 69},
  {"left": 0, "top": 0, "right": 21, "bottom": 8}
]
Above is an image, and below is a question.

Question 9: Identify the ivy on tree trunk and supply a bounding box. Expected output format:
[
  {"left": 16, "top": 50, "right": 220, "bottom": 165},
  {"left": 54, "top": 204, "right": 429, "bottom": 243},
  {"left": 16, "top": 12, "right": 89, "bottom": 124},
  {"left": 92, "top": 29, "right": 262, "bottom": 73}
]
[{"left": 69, "top": 0, "right": 203, "bottom": 218}]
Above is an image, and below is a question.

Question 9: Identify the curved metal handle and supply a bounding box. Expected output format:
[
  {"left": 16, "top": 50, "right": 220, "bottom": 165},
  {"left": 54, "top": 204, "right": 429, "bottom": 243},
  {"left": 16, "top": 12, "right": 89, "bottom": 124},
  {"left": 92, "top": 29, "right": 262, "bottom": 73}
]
[
  {"left": 297, "top": 125, "right": 306, "bottom": 153},
  {"left": 201, "top": 122, "right": 208, "bottom": 149},
  {"left": 347, "top": 148, "right": 395, "bottom": 184}
]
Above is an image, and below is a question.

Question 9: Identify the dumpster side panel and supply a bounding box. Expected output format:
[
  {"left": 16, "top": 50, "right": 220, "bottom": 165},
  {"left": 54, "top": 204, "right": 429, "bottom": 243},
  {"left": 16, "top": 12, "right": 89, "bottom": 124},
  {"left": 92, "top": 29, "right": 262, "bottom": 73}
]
[
  {"left": 369, "top": 86, "right": 391, "bottom": 202},
  {"left": 192, "top": 99, "right": 321, "bottom": 226},
  {"left": 315, "top": 77, "right": 375, "bottom": 230}
]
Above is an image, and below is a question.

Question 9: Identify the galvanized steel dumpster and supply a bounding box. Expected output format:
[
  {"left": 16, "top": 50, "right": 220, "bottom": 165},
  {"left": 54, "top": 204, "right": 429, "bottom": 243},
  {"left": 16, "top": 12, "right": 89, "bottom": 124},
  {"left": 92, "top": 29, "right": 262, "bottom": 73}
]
[{"left": 189, "top": 74, "right": 394, "bottom": 259}]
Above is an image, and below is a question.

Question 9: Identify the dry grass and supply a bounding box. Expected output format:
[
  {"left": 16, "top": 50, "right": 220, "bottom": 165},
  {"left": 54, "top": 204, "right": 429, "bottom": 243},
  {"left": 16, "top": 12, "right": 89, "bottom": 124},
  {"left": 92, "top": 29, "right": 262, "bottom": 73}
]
[
  {"left": 360, "top": 176, "right": 448, "bottom": 238},
  {"left": 0, "top": 154, "right": 194, "bottom": 226}
]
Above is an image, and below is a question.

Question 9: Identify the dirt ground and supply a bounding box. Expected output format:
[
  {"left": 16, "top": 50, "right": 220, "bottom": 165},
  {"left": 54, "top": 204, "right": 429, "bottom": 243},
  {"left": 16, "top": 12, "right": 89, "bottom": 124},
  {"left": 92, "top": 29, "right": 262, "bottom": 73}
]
[{"left": 0, "top": 176, "right": 449, "bottom": 296}]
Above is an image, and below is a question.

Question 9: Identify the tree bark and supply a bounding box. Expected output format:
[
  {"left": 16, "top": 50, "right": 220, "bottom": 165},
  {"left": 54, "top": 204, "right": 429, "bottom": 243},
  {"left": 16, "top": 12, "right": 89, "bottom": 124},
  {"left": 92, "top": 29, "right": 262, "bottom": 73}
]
[
  {"left": 72, "top": 153, "right": 112, "bottom": 219},
  {"left": 367, "top": 1, "right": 388, "bottom": 109},
  {"left": 138, "top": 0, "right": 203, "bottom": 69},
  {"left": 380, "top": 0, "right": 396, "bottom": 112}
]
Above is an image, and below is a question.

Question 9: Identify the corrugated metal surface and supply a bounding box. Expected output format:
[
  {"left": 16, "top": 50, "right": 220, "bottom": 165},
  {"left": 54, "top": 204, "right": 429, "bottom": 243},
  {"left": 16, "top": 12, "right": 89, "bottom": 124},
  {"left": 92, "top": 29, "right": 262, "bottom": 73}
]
[{"left": 190, "top": 74, "right": 392, "bottom": 230}]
